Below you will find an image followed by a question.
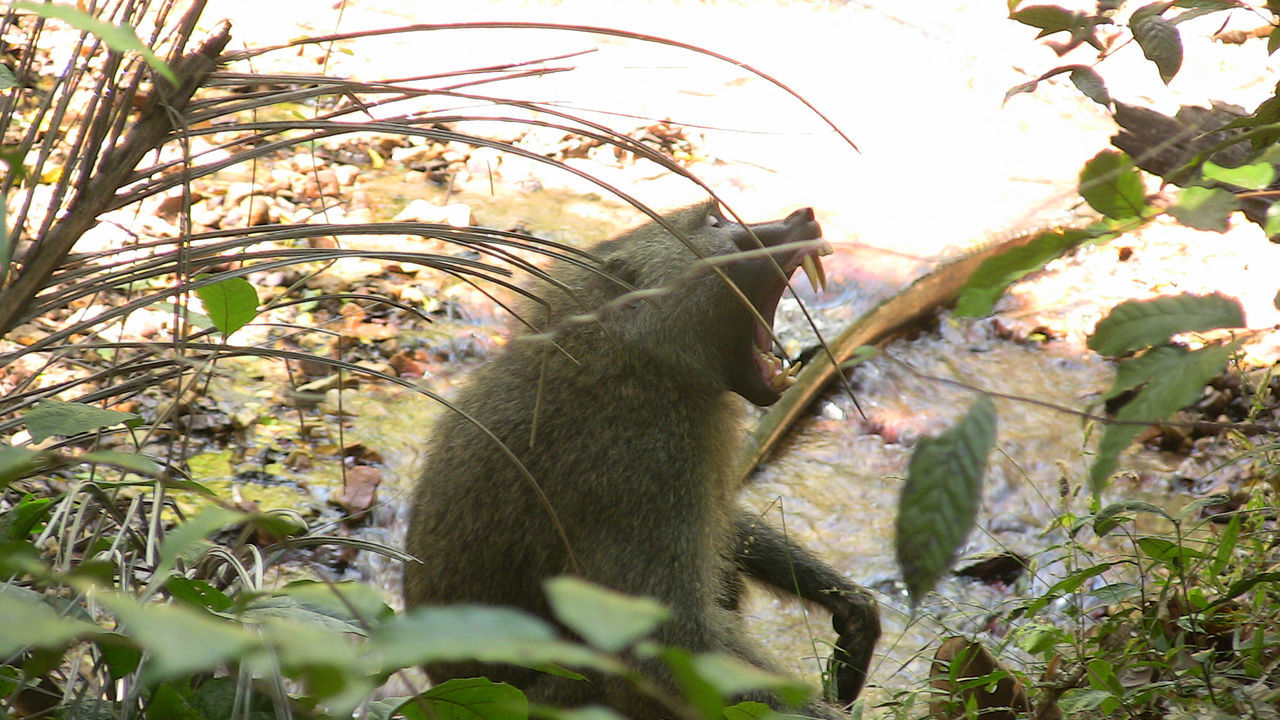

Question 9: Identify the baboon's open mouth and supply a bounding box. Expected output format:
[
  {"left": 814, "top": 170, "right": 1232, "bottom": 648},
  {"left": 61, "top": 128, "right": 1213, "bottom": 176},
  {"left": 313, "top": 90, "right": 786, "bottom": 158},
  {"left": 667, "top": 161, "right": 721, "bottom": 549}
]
[{"left": 751, "top": 238, "right": 831, "bottom": 397}]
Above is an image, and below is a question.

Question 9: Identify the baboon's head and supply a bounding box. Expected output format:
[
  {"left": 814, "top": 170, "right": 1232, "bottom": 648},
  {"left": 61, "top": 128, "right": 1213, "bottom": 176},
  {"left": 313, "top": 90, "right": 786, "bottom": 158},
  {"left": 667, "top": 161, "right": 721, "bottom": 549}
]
[{"left": 536, "top": 201, "right": 830, "bottom": 407}]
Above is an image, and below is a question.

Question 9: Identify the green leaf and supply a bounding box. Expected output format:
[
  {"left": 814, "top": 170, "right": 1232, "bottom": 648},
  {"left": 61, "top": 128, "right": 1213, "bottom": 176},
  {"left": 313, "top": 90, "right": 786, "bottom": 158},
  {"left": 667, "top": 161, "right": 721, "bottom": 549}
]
[
  {"left": 0, "top": 444, "right": 47, "bottom": 489},
  {"left": 103, "top": 598, "right": 254, "bottom": 683},
  {"left": 1058, "top": 688, "right": 1111, "bottom": 712},
  {"left": 277, "top": 579, "right": 394, "bottom": 625},
  {"left": 152, "top": 507, "right": 245, "bottom": 585},
  {"left": 544, "top": 576, "right": 670, "bottom": 653},
  {"left": 1087, "top": 582, "right": 1139, "bottom": 605},
  {"left": 1069, "top": 66, "right": 1111, "bottom": 107},
  {"left": 895, "top": 395, "right": 997, "bottom": 606},
  {"left": 24, "top": 399, "right": 141, "bottom": 442},
  {"left": 2, "top": 494, "right": 54, "bottom": 541},
  {"left": 691, "top": 652, "right": 811, "bottom": 708},
  {"left": 194, "top": 276, "right": 259, "bottom": 338},
  {"left": 1104, "top": 345, "right": 1188, "bottom": 399},
  {"left": 371, "top": 605, "right": 614, "bottom": 675},
  {"left": 144, "top": 683, "right": 204, "bottom": 720},
  {"left": 1079, "top": 151, "right": 1147, "bottom": 219},
  {"left": 1023, "top": 564, "right": 1114, "bottom": 616},
  {"left": 1203, "top": 160, "right": 1275, "bottom": 189},
  {"left": 14, "top": 1, "right": 177, "bottom": 85},
  {"left": 1010, "top": 5, "right": 1079, "bottom": 36},
  {"left": 956, "top": 228, "right": 1097, "bottom": 317},
  {"left": 659, "top": 647, "right": 723, "bottom": 720},
  {"left": 1088, "top": 293, "right": 1244, "bottom": 356},
  {"left": 97, "top": 592, "right": 257, "bottom": 682},
  {"left": 1168, "top": 186, "right": 1239, "bottom": 231},
  {"left": 0, "top": 64, "right": 16, "bottom": 90},
  {"left": 0, "top": 585, "right": 97, "bottom": 655},
  {"left": 1131, "top": 5, "right": 1183, "bottom": 83},
  {"left": 1090, "top": 342, "right": 1235, "bottom": 492},
  {"left": 76, "top": 450, "right": 162, "bottom": 476},
  {"left": 1093, "top": 500, "right": 1171, "bottom": 535},
  {"left": 1136, "top": 537, "right": 1204, "bottom": 569},
  {"left": 398, "top": 678, "right": 529, "bottom": 720},
  {"left": 165, "top": 577, "right": 233, "bottom": 613}
]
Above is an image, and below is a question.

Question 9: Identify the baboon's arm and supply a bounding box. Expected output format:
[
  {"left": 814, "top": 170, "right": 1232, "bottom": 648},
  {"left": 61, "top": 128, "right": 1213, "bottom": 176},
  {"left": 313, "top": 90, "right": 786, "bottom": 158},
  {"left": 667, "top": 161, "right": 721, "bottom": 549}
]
[{"left": 733, "top": 511, "right": 880, "bottom": 704}]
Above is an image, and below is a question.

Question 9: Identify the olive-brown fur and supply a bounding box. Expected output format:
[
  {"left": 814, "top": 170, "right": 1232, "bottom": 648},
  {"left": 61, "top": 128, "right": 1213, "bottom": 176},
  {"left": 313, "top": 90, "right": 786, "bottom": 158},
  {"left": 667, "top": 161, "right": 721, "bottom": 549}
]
[{"left": 404, "top": 202, "right": 878, "bottom": 718}]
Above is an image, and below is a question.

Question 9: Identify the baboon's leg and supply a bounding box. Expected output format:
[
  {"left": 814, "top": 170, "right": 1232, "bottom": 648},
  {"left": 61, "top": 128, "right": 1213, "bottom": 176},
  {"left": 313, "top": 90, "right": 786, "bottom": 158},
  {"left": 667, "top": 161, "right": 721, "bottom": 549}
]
[{"left": 733, "top": 510, "right": 881, "bottom": 704}]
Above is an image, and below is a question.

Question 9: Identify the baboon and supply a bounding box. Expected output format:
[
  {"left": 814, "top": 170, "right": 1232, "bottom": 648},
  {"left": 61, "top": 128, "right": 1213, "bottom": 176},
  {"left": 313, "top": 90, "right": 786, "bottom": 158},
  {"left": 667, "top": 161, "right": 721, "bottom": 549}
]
[{"left": 404, "top": 201, "right": 880, "bottom": 719}]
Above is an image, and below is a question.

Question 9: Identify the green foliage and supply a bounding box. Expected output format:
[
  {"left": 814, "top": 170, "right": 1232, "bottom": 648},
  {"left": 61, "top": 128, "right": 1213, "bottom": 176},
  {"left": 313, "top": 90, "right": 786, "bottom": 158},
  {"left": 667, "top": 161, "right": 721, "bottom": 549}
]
[
  {"left": 23, "top": 399, "right": 141, "bottom": 443},
  {"left": 956, "top": 226, "right": 1105, "bottom": 317},
  {"left": 1088, "top": 291, "right": 1241, "bottom": 492},
  {"left": 1088, "top": 293, "right": 1244, "bottom": 356},
  {"left": 895, "top": 395, "right": 997, "bottom": 606},
  {"left": 1078, "top": 151, "right": 1148, "bottom": 220},
  {"left": 194, "top": 275, "right": 260, "bottom": 338},
  {"left": 545, "top": 576, "right": 671, "bottom": 653},
  {"left": 1130, "top": 3, "right": 1182, "bottom": 83},
  {"left": 1169, "top": 186, "right": 1241, "bottom": 231},
  {"left": 397, "top": 678, "right": 528, "bottom": 720},
  {"left": 14, "top": 0, "right": 177, "bottom": 85}
]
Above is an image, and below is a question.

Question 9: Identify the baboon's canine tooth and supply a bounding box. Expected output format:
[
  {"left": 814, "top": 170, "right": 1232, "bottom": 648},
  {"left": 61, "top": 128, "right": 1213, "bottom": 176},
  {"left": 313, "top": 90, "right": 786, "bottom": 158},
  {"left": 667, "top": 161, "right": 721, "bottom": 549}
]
[{"left": 801, "top": 255, "right": 826, "bottom": 293}]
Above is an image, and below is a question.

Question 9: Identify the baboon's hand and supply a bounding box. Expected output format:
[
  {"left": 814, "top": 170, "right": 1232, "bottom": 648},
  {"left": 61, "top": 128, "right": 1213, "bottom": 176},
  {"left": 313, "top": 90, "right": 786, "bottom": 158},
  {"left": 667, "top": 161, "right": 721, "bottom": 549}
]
[{"left": 827, "top": 592, "right": 880, "bottom": 705}]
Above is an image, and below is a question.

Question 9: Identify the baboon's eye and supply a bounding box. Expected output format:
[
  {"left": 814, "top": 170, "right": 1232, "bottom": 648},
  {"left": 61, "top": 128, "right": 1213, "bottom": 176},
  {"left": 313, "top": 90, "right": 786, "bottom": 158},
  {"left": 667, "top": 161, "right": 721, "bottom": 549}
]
[{"left": 706, "top": 207, "right": 725, "bottom": 228}]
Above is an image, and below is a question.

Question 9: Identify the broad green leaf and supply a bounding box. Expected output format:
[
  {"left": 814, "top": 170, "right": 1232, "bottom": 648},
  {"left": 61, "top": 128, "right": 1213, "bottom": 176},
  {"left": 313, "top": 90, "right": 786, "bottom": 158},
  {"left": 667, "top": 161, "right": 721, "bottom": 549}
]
[
  {"left": 0, "top": 64, "right": 16, "bottom": 90},
  {"left": 96, "top": 592, "right": 257, "bottom": 682},
  {"left": 1104, "top": 345, "right": 1188, "bottom": 399},
  {"left": 397, "top": 678, "right": 529, "bottom": 720},
  {"left": 1203, "top": 160, "right": 1274, "bottom": 189},
  {"left": 659, "top": 646, "right": 724, "bottom": 720},
  {"left": 194, "top": 276, "right": 259, "bottom": 338},
  {"left": 1016, "top": 624, "right": 1070, "bottom": 655},
  {"left": 14, "top": 1, "right": 177, "bottom": 85},
  {"left": 95, "top": 632, "right": 143, "bottom": 679},
  {"left": 152, "top": 506, "right": 245, "bottom": 585},
  {"left": 1079, "top": 151, "right": 1147, "bottom": 219},
  {"left": 76, "top": 450, "right": 161, "bottom": 476},
  {"left": 1070, "top": 66, "right": 1111, "bottom": 107},
  {"left": 242, "top": 594, "right": 366, "bottom": 636},
  {"left": 895, "top": 396, "right": 997, "bottom": 606},
  {"left": 545, "top": 576, "right": 670, "bottom": 653},
  {"left": 1057, "top": 689, "right": 1111, "bottom": 712},
  {"left": 956, "top": 228, "right": 1095, "bottom": 317},
  {"left": 143, "top": 683, "right": 203, "bottom": 720},
  {"left": 1010, "top": 5, "right": 1079, "bottom": 36},
  {"left": 248, "top": 615, "right": 370, "bottom": 707},
  {"left": 691, "top": 652, "right": 811, "bottom": 708},
  {"left": 1169, "top": 186, "right": 1239, "bottom": 231},
  {"left": 277, "top": 579, "right": 394, "bottom": 625},
  {"left": 0, "top": 586, "right": 97, "bottom": 654},
  {"left": 1135, "top": 537, "right": 1205, "bottom": 569},
  {"left": 1089, "top": 343, "right": 1235, "bottom": 492},
  {"left": 2, "top": 494, "right": 53, "bottom": 540},
  {"left": 24, "top": 399, "right": 140, "bottom": 442},
  {"left": 1131, "top": 6, "right": 1183, "bottom": 83},
  {"left": 1093, "top": 500, "right": 1171, "bottom": 535},
  {"left": 1088, "top": 293, "right": 1244, "bottom": 356},
  {"left": 0, "top": 444, "right": 46, "bottom": 489},
  {"left": 371, "top": 605, "right": 613, "bottom": 674},
  {"left": 1087, "top": 582, "right": 1139, "bottom": 605},
  {"left": 1022, "top": 564, "right": 1114, "bottom": 616},
  {"left": 165, "top": 576, "right": 233, "bottom": 613}
]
